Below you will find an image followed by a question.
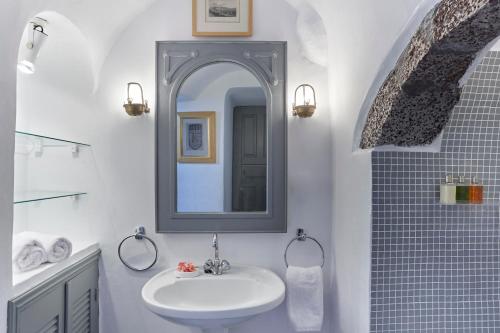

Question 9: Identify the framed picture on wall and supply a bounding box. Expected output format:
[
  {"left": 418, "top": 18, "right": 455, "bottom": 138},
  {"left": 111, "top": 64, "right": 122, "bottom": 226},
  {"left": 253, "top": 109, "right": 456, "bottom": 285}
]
[
  {"left": 178, "top": 111, "right": 216, "bottom": 163},
  {"left": 192, "top": 0, "right": 253, "bottom": 37}
]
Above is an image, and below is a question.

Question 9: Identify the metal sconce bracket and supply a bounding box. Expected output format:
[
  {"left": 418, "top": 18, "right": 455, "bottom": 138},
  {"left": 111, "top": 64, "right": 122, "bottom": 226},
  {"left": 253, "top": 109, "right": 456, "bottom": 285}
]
[
  {"left": 123, "top": 82, "right": 150, "bottom": 116},
  {"left": 293, "top": 83, "right": 317, "bottom": 118}
]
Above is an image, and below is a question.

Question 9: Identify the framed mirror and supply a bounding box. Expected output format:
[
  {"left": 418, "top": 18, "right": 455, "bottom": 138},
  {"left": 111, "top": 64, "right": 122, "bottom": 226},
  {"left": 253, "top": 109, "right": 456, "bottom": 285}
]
[{"left": 156, "top": 41, "right": 286, "bottom": 233}]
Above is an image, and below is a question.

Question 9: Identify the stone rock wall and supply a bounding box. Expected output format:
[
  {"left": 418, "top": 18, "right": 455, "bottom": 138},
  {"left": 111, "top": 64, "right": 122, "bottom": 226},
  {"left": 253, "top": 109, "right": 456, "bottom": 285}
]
[{"left": 360, "top": 0, "right": 500, "bottom": 149}]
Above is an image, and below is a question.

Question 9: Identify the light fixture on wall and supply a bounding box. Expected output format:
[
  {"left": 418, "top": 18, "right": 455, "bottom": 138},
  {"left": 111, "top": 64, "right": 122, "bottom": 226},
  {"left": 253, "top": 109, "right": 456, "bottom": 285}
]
[
  {"left": 123, "top": 82, "right": 150, "bottom": 116},
  {"left": 17, "top": 17, "right": 48, "bottom": 74},
  {"left": 292, "top": 84, "right": 317, "bottom": 118}
]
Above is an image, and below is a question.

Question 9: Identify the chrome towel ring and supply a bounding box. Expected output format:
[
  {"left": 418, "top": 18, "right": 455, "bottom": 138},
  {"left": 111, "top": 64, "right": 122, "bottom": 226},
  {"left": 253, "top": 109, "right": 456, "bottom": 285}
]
[
  {"left": 118, "top": 226, "right": 158, "bottom": 272},
  {"left": 284, "top": 228, "right": 325, "bottom": 268}
]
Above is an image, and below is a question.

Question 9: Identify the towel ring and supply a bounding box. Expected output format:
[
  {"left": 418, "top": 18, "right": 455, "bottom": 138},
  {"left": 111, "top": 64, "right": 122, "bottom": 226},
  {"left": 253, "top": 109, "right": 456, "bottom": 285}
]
[
  {"left": 284, "top": 229, "right": 325, "bottom": 268},
  {"left": 118, "top": 226, "right": 158, "bottom": 272}
]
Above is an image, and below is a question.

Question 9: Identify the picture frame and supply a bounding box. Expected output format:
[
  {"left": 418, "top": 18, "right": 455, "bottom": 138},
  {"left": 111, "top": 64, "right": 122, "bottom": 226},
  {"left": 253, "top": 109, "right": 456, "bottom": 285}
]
[
  {"left": 192, "top": 0, "right": 253, "bottom": 37},
  {"left": 178, "top": 111, "right": 216, "bottom": 163}
]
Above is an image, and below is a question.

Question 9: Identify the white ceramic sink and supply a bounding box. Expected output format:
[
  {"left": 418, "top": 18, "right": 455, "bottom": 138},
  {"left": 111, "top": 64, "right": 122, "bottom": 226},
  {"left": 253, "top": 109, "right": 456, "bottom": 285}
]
[{"left": 142, "top": 266, "right": 285, "bottom": 333}]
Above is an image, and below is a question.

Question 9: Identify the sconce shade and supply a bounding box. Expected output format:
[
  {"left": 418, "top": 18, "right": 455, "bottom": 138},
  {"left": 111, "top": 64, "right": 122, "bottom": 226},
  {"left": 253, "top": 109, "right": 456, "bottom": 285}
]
[
  {"left": 293, "top": 84, "right": 317, "bottom": 118},
  {"left": 17, "top": 18, "right": 48, "bottom": 74},
  {"left": 123, "top": 82, "right": 150, "bottom": 116}
]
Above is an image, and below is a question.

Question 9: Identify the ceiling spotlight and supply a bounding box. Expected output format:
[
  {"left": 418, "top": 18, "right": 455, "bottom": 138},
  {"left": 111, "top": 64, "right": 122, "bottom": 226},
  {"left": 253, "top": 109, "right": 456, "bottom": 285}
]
[{"left": 17, "top": 17, "right": 48, "bottom": 75}]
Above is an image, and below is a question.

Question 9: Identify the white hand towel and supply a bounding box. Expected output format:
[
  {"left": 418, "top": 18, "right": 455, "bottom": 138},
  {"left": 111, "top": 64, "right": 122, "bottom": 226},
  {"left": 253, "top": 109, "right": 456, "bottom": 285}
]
[
  {"left": 12, "top": 232, "right": 48, "bottom": 272},
  {"left": 286, "top": 266, "right": 324, "bottom": 332}
]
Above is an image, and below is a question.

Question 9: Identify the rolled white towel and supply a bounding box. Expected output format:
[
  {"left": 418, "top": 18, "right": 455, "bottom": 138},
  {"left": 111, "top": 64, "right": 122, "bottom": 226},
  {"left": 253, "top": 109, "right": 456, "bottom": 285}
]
[
  {"left": 12, "top": 232, "right": 48, "bottom": 272},
  {"left": 17, "top": 232, "right": 73, "bottom": 263},
  {"left": 35, "top": 232, "right": 73, "bottom": 263}
]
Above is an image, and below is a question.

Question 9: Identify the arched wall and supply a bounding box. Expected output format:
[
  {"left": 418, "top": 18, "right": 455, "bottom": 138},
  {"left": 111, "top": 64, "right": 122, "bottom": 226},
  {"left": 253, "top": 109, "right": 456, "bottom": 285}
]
[
  {"left": 356, "top": 0, "right": 500, "bottom": 150},
  {"left": 2, "top": 1, "right": 332, "bottom": 332},
  {"left": 92, "top": 0, "right": 333, "bottom": 332},
  {"left": 0, "top": 1, "right": 441, "bottom": 333},
  {"left": 340, "top": 0, "right": 500, "bottom": 331},
  {"left": 0, "top": 2, "right": 22, "bottom": 330},
  {"left": 318, "top": 1, "right": 428, "bottom": 332},
  {"left": 371, "top": 48, "right": 500, "bottom": 332}
]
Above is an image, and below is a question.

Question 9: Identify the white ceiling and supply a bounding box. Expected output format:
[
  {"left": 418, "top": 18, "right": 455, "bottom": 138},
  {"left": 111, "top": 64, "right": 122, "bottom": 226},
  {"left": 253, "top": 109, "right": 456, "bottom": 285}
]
[
  {"left": 25, "top": 0, "right": 156, "bottom": 85},
  {"left": 22, "top": 0, "right": 328, "bottom": 89}
]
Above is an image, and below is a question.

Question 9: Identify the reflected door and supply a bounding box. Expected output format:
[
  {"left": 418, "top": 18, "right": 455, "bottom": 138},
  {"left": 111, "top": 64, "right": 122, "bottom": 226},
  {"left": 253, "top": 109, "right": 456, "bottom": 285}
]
[{"left": 232, "top": 106, "right": 267, "bottom": 212}]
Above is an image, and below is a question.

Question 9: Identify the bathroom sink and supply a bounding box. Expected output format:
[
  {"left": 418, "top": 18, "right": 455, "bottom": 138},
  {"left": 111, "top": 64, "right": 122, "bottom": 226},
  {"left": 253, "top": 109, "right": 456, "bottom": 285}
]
[{"left": 141, "top": 266, "right": 285, "bottom": 332}]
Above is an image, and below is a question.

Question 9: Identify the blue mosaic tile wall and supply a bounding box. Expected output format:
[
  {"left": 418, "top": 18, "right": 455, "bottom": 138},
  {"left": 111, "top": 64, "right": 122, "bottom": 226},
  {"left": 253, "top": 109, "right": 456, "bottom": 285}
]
[{"left": 371, "top": 51, "right": 500, "bottom": 332}]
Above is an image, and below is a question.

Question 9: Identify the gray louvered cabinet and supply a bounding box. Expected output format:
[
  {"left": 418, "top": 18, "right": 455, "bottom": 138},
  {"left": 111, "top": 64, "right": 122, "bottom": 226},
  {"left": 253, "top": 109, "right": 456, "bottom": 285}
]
[
  {"left": 8, "top": 251, "right": 100, "bottom": 333},
  {"left": 16, "top": 283, "right": 65, "bottom": 333},
  {"left": 65, "top": 262, "right": 98, "bottom": 333}
]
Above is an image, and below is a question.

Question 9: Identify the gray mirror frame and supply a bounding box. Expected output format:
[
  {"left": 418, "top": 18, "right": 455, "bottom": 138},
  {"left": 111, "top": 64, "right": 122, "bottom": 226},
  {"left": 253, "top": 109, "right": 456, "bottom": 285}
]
[{"left": 156, "top": 41, "right": 287, "bottom": 233}]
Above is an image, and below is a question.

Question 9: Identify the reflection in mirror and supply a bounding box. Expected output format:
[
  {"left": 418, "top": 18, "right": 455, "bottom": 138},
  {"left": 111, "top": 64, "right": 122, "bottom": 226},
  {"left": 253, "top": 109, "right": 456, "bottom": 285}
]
[{"left": 176, "top": 63, "right": 267, "bottom": 213}]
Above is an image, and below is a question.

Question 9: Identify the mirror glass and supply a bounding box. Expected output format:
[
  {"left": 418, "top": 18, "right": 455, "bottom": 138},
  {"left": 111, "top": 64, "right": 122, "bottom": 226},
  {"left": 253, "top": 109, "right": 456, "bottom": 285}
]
[{"left": 176, "top": 63, "right": 267, "bottom": 213}]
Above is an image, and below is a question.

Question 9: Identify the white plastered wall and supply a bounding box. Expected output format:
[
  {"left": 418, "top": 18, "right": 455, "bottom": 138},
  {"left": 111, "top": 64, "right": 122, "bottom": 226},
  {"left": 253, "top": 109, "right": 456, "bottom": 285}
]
[
  {"left": 93, "top": 0, "right": 332, "bottom": 332},
  {"left": 0, "top": 0, "right": 439, "bottom": 332},
  {"left": 318, "top": 1, "right": 438, "bottom": 332},
  {"left": 0, "top": 0, "right": 156, "bottom": 329},
  {"left": 0, "top": 1, "right": 21, "bottom": 330}
]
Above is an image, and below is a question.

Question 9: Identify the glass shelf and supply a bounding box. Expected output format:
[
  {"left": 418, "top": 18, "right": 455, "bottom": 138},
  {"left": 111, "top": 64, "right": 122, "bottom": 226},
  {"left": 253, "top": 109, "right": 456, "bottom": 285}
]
[
  {"left": 15, "top": 131, "right": 91, "bottom": 146},
  {"left": 15, "top": 131, "right": 91, "bottom": 154},
  {"left": 14, "top": 191, "right": 87, "bottom": 205}
]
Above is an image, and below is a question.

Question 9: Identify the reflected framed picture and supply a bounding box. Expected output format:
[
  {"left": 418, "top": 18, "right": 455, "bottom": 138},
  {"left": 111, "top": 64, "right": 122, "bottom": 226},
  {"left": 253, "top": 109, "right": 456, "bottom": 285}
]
[
  {"left": 178, "top": 111, "right": 216, "bottom": 163},
  {"left": 192, "top": 0, "right": 253, "bottom": 37}
]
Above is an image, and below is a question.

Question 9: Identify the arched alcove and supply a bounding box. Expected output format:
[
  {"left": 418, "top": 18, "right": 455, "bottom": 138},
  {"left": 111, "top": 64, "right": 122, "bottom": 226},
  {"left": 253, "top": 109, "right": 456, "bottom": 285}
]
[{"left": 13, "top": 11, "right": 100, "bottom": 273}]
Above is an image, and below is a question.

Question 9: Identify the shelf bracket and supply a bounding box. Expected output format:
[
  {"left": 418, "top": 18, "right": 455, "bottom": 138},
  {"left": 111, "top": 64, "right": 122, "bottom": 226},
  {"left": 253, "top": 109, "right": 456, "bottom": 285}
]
[
  {"left": 34, "top": 139, "right": 44, "bottom": 156},
  {"left": 72, "top": 144, "right": 80, "bottom": 157}
]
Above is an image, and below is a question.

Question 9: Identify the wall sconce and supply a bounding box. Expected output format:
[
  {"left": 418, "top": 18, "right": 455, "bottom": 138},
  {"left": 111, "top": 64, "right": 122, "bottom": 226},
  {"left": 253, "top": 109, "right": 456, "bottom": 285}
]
[
  {"left": 292, "top": 84, "right": 317, "bottom": 118},
  {"left": 17, "top": 17, "right": 48, "bottom": 74},
  {"left": 123, "top": 82, "right": 150, "bottom": 116}
]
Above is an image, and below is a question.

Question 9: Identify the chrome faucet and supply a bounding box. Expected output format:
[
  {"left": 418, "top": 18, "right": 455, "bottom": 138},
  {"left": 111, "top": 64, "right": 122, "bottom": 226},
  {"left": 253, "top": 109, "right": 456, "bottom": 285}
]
[{"left": 203, "top": 233, "right": 231, "bottom": 275}]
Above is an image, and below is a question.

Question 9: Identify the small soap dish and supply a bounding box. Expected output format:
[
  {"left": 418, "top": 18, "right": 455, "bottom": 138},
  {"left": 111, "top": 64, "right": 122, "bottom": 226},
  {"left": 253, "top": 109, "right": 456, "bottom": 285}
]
[{"left": 175, "top": 269, "right": 202, "bottom": 278}]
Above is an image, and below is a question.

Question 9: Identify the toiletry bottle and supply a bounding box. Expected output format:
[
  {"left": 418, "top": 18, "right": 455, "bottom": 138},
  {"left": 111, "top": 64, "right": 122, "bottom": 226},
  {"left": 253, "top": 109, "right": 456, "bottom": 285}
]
[
  {"left": 469, "top": 176, "right": 483, "bottom": 204},
  {"left": 456, "top": 176, "right": 469, "bottom": 204},
  {"left": 440, "top": 175, "right": 456, "bottom": 205}
]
